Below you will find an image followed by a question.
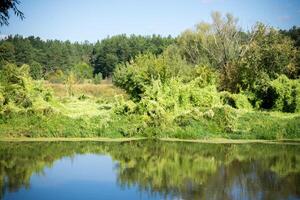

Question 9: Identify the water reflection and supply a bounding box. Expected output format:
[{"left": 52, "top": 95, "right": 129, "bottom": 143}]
[{"left": 0, "top": 141, "right": 299, "bottom": 200}]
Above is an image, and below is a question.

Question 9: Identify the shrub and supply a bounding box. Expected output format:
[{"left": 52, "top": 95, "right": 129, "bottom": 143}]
[
  {"left": 71, "top": 62, "right": 94, "bottom": 83},
  {"left": 191, "top": 65, "right": 219, "bottom": 88},
  {"left": 211, "top": 106, "right": 237, "bottom": 132},
  {"left": 0, "top": 87, "right": 4, "bottom": 112},
  {"left": 267, "top": 75, "right": 300, "bottom": 113},
  {"left": 93, "top": 73, "right": 102, "bottom": 84},
  {"left": 29, "top": 61, "right": 43, "bottom": 80},
  {"left": 174, "top": 109, "right": 203, "bottom": 127},
  {"left": 220, "top": 91, "right": 252, "bottom": 110},
  {"left": 113, "top": 52, "right": 191, "bottom": 99},
  {"left": 0, "top": 63, "right": 54, "bottom": 116},
  {"left": 114, "top": 98, "right": 137, "bottom": 115},
  {"left": 188, "top": 85, "right": 221, "bottom": 108},
  {"left": 46, "top": 70, "right": 66, "bottom": 83},
  {"left": 285, "top": 116, "right": 300, "bottom": 138},
  {"left": 113, "top": 78, "right": 223, "bottom": 136}
]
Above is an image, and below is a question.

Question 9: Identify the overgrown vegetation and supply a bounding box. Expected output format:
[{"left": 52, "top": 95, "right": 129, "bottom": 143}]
[
  {"left": 0, "top": 12, "right": 299, "bottom": 139},
  {"left": 0, "top": 63, "right": 53, "bottom": 115},
  {"left": 111, "top": 13, "right": 299, "bottom": 139}
]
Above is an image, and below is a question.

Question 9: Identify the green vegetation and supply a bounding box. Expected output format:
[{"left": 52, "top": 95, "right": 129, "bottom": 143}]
[
  {"left": 111, "top": 13, "right": 300, "bottom": 139},
  {"left": 0, "top": 34, "right": 175, "bottom": 81},
  {"left": 0, "top": 12, "right": 299, "bottom": 140},
  {"left": 91, "top": 34, "right": 175, "bottom": 78}
]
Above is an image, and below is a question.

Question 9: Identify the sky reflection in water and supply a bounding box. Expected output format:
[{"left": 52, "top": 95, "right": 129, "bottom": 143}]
[{"left": 0, "top": 141, "right": 299, "bottom": 200}]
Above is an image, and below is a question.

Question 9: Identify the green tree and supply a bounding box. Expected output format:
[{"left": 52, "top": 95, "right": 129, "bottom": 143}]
[
  {"left": 0, "top": 41, "right": 15, "bottom": 64},
  {"left": 177, "top": 11, "right": 242, "bottom": 69},
  {"left": 72, "top": 62, "right": 93, "bottom": 82},
  {"left": 29, "top": 61, "right": 43, "bottom": 80},
  {"left": 92, "top": 34, "right": 175, "bottom": 78},
  {"left": 1, "top": 35, "right": 93, "bottom": 78},
  {"left": 234, "top": 23, "right": 298, "bottom": 92},
  {"left": 13, "top": 37, "right": 34, "bottom": 66},
  {"left": 281, "top": 26, "right": 300, "bottom": 48}
]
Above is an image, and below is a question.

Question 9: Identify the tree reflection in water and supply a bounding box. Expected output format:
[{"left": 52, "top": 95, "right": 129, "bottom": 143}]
[{"left": 0, "top": 141, "right": 299, "bottom": 200}]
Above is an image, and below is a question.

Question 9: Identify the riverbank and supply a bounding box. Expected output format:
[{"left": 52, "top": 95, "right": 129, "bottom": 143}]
[
  {"left": 0, "top": 137, "right": 145, "bottom": 142},
  {"left": 1, "top": 137, "right": 300, "bottom": 145},
  {"left": 1, "top": 109, "right": 299, "bottom": 140}
]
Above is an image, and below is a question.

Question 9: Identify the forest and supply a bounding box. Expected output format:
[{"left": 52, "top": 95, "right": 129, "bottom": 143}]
[{"left": 0, "top": 12, "right": 299, "bottom": 139}]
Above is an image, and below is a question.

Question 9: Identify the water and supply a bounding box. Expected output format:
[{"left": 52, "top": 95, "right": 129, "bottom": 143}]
[{"left": 0, "top": 140, "right": 299, "bottom": 200}]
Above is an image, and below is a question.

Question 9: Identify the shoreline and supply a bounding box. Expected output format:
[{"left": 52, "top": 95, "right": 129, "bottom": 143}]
[
  {"left": 159, "top": 138, "right": 300, "bottom": 145},
  {"left": 1, "top": 137, "right": 300, "bottom": 145},
  {"left": 0, "top": 137, "right": 146, "bottom": 142}
]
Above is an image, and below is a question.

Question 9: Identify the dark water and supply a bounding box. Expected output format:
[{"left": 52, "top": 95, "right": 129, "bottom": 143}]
[{"left": 0, "top": 141, "right": 299, "bottom": 200}]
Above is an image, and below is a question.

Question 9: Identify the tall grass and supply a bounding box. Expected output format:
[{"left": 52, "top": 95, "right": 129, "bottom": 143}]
[{"left": 45, "top": 80, "right": 125, "bottom": 98}]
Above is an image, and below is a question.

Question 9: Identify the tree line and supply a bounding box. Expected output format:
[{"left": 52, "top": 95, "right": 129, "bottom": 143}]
[{"left": 0, "top": 34, "right": 175, "bottom": 82}]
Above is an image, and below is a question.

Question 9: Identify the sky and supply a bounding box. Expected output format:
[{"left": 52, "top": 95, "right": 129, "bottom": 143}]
[{"left": 1, "top": 0, "right": 300, "bottom": 42}]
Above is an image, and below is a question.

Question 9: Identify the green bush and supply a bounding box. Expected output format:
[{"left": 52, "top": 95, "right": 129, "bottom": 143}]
[
  {"left": 174, "top": 108, "right": 203, "bottom": 127},
  {"left": 211, "top": 106, "right": 238, "bottom": 132},
  {"left": 113, "top": 52, "right": 192, "bottom": 99},
  {"left": 0, "top": 63, "right": 54, "bottom": 116},
  {"left": 0, "top": 87, "right": 4, "bottom": 111},
  {"left": 267, "top": 75, "right": 300, "bottom": 113},
  {"left": 191, "top": 65, "right": 219, "bottom": 88},
  {"left": 114, "top": 98, "right": 137, "bottom": 115},
  {"left": 285, "top": 116, "right": 300, "bottom": 138},
  {"left": 220, "top": 91, "right": 252, "bottom": 110},
  {"left": 93, "top": 72, "right": 102, "bottom": 84},
  {"left": 46, "top": 70, "right": 66, "bottom": 83},
  {"left": 189, "top": 85, "right": 220, "bottom": 108},
  {"left": 113, "top": 78, "right": 224, "bottom": 136},
  {"left": 71, "top": 62, "right": 93, "bottom": 83},
  {"left": 29, "top": 61, "right": 43, "bottom": 80}
]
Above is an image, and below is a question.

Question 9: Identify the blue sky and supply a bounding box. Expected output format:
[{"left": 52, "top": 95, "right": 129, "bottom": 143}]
[{"left": 1, "top": 0, "right": 300, "bottom": 42}]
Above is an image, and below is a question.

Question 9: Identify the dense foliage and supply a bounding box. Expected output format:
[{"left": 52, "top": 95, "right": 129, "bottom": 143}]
[
  {"left": 111, "top": 12, "right": 300, "bottom": 138},
  {"left": 281, "top": 26, "right": 300, "bottom": 48},
  {"left": 114, "top": 13, "right": 299, "bottom": 112},
  {"left": 91, "top": 34, "right": 175, "bottom": 78},
  {"left": 0, "top": 63, "right": 53, "bottom": 116},
  {"left": 0, "top": 35, "right": 93, "bottom": 81},
  {"left": 0, "top": 34, "right": 175, "bottom": 82}
]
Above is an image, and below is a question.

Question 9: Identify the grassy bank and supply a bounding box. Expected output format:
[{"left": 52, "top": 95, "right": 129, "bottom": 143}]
[{"left": 0, "top": 94, "right": 299, "bottom": 140}]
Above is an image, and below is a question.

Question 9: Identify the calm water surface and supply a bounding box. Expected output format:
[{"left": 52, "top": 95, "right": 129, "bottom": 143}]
[{"left": 0, "top": 140, "right": 299, "bottom": 200}]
